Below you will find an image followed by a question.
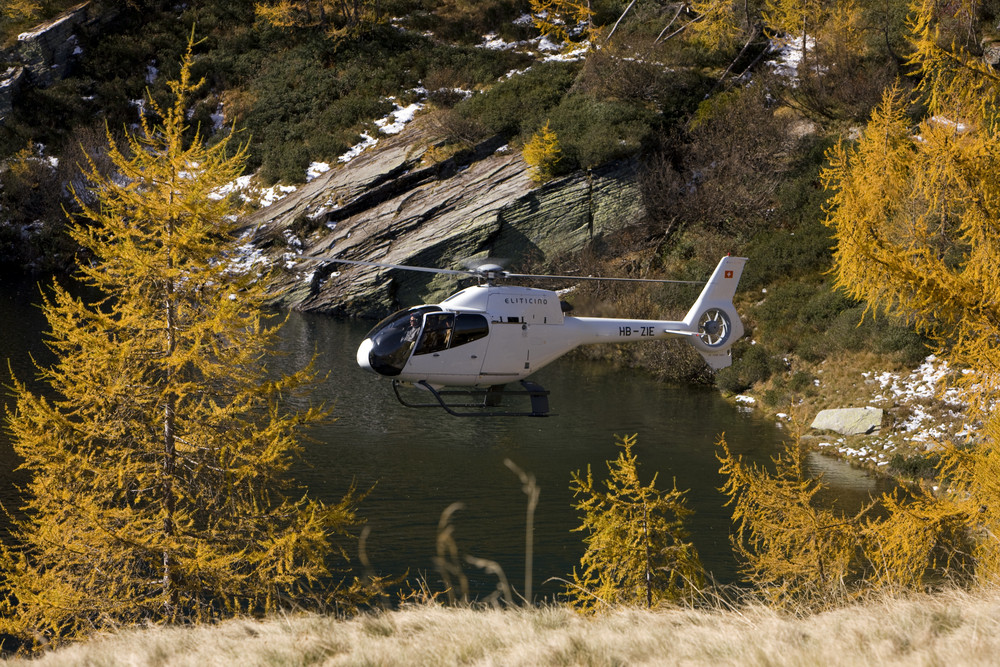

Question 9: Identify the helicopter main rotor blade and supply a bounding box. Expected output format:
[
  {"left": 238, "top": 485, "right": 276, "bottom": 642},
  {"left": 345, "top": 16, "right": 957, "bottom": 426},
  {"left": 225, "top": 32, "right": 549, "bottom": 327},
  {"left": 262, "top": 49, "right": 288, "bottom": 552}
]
[
  {"left": 330, "top": 257, "right": 706, "bottom": 284},
  {"left": 328, "top": 258, "right": 475, "bottom": 277},
  {"left": 504, "top": 272, "right": 706, "bottom": 285}
]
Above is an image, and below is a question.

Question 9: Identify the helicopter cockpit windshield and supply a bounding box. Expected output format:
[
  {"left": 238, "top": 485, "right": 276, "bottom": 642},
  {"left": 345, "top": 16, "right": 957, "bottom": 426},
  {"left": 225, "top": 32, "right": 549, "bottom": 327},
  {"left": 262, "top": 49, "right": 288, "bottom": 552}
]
[
  {"left": 365, "top": 306, "right": 437, "bottom": 376},
  {"left": 364, "top": 307, "right": 491, "bottom": 377},
  {"left": 411, "top": 312, "right": 447, "bottom": 354}
]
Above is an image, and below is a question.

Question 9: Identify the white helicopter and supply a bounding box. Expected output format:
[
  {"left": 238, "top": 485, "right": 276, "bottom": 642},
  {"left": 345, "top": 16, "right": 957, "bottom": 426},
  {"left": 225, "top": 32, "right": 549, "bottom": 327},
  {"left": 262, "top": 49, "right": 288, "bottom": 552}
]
[{"left": 332, "top": 255, "right": 748, "bottom": 416}]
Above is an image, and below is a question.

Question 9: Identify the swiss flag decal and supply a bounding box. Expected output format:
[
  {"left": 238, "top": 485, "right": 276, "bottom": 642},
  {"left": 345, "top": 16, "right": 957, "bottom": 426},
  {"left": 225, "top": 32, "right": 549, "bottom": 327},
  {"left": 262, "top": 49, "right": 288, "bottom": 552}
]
[{"left": 725, "top": 270, "right": 733, "bottom": 279}]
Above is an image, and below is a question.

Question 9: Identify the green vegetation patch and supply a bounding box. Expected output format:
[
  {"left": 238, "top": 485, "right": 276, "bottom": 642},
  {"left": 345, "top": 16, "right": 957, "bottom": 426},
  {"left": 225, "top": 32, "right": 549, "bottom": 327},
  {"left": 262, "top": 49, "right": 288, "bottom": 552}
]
[{"left": 452, "top": 60, "right": 581, "bottom": 138}]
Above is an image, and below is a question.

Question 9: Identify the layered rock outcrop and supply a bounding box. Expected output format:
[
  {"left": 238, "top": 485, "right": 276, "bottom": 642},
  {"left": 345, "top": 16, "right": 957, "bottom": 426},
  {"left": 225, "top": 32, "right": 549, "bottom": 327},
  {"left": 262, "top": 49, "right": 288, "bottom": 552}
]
[
  {"left": 1, "top": 2, "right": 97, "bottom": 123},
  {"left": 242, "top": 118, "right": 645, "bottom": 317}
]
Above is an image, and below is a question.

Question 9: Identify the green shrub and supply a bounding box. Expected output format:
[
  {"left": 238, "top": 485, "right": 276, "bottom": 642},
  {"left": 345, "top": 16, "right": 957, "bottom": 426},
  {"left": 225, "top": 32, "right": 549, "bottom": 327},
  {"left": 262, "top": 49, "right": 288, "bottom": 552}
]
[
  {"left": 716, "top": 343, "right": 776, "bottom": 393},
  {"left": 874, "top": 325, "right": 929, "bottom": 365},
  {"left": 788, "top": 370, "right": 816, "bottom": 394},
  {"left": 797, "top": 337, "right": 831, "bottom": 364},
  {"left": 548, "top": 94, "right": 658, "bottom": 169},
  {"left": 753, "top": 281, "right": 823, "bottom": 352},
  {"left": 821, "top": 307, "right": 927, "bottom": 362},
  {"left": 889, "top": 452, "right": 940, "bottom": 479},
  {"left": 572, "top": 49, "right": 710, "bottom": 120},
  {"left": 743, "top": 218, "right": 834, "bottom": 291},
  {"left": 259, "top": 142, "right": 311, "bottom": 185},
  {"left": 799, "top": 288, "right": 855, "bottom": 328},
  {"left": 824, "top": 306, "right": 871, "bottom": 351},
  {"left": 715, "top": 366, "right": 748, "bottom": 394},
  {"left": 453, "top": 61, "right": 580, "bottom": 136},
  {"left": 763, "top": 386, "right": 790, "bottom": 407},
  {"left": 413, "top": 0, "right": 530, "bottom": 44}
]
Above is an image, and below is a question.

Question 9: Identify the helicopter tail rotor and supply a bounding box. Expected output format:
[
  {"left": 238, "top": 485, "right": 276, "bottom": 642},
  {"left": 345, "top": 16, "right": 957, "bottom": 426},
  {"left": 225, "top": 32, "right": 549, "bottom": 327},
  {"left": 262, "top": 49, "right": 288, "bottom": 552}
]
[{"left": 683, "top": 256, "right": 748, "bottom": 369}]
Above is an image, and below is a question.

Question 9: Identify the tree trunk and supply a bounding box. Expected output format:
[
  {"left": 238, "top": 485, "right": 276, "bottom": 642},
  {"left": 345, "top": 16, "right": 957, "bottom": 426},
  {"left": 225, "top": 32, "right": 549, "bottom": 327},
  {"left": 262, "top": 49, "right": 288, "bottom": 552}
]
[{"left": 162, "top": 221, "right": 178, "bottom": 616}]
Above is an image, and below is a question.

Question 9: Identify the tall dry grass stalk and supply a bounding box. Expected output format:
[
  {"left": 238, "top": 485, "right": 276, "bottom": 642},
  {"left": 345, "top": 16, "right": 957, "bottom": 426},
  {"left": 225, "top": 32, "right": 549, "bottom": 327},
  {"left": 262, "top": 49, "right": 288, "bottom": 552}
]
[{"left": 10, "top": 588, "right": 1000, "bottom": 666}]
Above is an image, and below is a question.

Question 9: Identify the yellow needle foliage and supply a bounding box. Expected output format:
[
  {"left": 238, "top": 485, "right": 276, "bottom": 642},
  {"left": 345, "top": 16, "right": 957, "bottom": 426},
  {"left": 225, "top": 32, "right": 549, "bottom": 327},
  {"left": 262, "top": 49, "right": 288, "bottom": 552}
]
[
  {"left": 0, "top": 37, "right": 364, "bottom": 649},
  {"left": 566, "top": 434, "right": 704, "bottom": 613},
  {"left": 862, "top": 488, "right": 973, "bottom": 591},
  {"left": 522, "top": 120, "right": 563, "bottom": 184},
  {"left": 821, "top": 0, "right": 1000, "bottom": 589},
  {"left": 717, "top": 434, "right": 869, "bottom": 607},
  {"left": 529, "top": 0, "right": 594, "bottom": 43},
  {"left": 685, "top": 0, "right": 748, "bottom": 49},
  {"left": 1, "top": 0, "right": 40, "bottom": 23},
  {"left": 762, "top": 0, "right": 826, "bottom": 45},
  {"left": 254, "top": 0, "right": 382, "bottom": 30}
]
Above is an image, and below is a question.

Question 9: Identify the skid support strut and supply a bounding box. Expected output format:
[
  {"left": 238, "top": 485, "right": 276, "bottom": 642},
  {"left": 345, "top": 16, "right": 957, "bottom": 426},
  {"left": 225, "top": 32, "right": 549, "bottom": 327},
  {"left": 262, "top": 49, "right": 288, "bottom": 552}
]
[{"left": 391, "top": 380, "right": 551, "bottom": 417}]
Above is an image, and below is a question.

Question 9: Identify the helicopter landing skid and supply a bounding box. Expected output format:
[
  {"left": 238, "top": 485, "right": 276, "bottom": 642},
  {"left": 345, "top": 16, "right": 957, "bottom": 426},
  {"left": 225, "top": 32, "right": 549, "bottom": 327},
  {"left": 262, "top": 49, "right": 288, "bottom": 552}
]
[{"left": 391, "top": 380, "right": 551, "bottom": 417}]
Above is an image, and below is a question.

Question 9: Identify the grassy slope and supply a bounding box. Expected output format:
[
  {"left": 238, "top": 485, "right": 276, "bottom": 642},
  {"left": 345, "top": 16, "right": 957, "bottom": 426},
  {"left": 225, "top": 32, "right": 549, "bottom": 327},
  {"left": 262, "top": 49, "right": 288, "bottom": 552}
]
[{"left": 10, "top": 589, "right": 1000, "bottom": 665}]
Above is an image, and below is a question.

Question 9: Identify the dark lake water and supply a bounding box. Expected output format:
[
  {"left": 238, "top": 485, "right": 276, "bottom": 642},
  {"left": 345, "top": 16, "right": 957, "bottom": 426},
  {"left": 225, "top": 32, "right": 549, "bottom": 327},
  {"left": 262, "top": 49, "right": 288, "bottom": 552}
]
[{"left": 1, "top": 278, "right": 895, "bottom": 601}]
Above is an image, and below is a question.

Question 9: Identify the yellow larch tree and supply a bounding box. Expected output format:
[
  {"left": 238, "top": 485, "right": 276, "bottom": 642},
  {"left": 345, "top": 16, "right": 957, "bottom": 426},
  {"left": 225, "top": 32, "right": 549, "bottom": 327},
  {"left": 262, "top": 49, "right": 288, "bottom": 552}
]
[
  {"left": 762, "top": 0, "right": 825, "bottom": 56},
  {"left": 822, "top": 0, "right": 1000, "bottom": 587},
  {"left": 686, "top": 0, "right": 751, "bottom": 49},
  {"left": 861, "top": 488, "right": 973, "bottom": 592},
  {"left": 522, "top": 120, "right": 563, "bottom": 183},
  {"left": 0, "top": 38, "right": 364, "bottom": 648},
  {"left": 717, "top": 434, "right": 868, "bottom": 606},
  {"left": 566, "top": 434, "right": 704, "bottom": 612},
  {"left": 530, "top": 0, "right": 594, "bottom": 43}
]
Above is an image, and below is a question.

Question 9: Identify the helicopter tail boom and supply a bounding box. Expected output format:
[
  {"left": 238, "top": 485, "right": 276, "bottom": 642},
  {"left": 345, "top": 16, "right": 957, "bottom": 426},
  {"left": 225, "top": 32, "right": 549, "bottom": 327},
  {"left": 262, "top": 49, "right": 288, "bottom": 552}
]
[{"left": 549, "top": 257, "right": 747, "bottom": 371}]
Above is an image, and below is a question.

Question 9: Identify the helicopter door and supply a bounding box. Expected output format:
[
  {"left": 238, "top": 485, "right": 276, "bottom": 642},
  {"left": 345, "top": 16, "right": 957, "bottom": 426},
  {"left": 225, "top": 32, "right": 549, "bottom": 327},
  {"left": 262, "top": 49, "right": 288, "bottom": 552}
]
[
  {"left": 404, "top": 313, "right": 489, "bottom": 381},
  {"left": 479, "top": 319, "right": 530, "bottom": 381}
]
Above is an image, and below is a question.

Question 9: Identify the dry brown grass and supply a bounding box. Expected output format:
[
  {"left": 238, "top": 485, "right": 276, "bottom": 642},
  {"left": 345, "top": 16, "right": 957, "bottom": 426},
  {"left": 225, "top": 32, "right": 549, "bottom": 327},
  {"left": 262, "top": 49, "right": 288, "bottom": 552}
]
[{"left": 10, "top": 588, "right": 1000, "bottom": 666}]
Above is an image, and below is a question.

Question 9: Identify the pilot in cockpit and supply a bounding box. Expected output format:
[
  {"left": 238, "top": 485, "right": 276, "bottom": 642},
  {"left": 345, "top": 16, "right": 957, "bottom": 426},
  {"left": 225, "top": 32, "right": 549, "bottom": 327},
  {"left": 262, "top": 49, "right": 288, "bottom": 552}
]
[{"left": 403, "top": 314, "right": 420, "bottom": 344}]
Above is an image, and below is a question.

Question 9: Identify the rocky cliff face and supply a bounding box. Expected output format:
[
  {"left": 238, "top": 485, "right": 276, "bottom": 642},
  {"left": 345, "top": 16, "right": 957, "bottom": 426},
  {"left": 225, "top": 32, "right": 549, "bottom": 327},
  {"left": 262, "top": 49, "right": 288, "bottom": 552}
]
[
  {"left": 0, "top": 2, "right": 101, "bottom": 124},
  {"left": 240, "top": 117, "right": 645, "bottom": 318}
]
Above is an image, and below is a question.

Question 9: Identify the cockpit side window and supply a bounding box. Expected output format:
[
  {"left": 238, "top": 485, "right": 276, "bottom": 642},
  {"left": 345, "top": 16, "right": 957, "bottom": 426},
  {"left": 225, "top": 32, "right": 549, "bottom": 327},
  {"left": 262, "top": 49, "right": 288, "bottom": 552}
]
[
  {"left": 452, "top": 314, "right": 489, "bottom": 347},
  {"left": 414, "top": 313, "right": 455, "bottom": 355}
]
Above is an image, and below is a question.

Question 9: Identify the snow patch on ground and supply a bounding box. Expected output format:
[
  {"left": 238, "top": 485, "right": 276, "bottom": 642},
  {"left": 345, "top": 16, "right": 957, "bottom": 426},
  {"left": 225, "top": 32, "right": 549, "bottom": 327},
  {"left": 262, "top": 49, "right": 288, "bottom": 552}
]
[
  {"left": 306, "top": 162, "right": 330, "bottom": 181},
  {"left": 476, "top": 15, "right": 589, "bottom": 63},
  {"left": 375, "top": 101, "right": 423, "bottom": 135},
  {"left": 769, "top": 35, "right": 818, "bottom": 81},
  {"left": 816, "top": 438, "right": 894, "bottom": 467},
  {"left": 807, "top": 356, "right": 977, "bottom": 470},
  {"left": 864, "top": 356, "right": 971, "bottom": 446}
]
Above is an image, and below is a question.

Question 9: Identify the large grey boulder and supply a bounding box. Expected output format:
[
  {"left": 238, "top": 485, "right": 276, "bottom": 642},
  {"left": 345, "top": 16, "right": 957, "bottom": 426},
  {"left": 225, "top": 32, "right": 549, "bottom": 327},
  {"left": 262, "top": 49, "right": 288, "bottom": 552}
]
[
  {"left": 810, "top": 407, "right": 884, "bottom": 436},
  {"left": 242, "top": 117, "right": 646, "bottom": 317}
]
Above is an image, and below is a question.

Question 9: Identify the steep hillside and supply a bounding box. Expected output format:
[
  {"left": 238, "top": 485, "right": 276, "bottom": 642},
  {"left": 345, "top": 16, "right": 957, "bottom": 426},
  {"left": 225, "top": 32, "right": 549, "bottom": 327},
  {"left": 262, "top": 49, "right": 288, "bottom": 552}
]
[
  {"left": 235, "top": 115, "right": 644, "bottom": 316},
  {"left": 0, "top": 0, "right": 963, "bottom": 472}
]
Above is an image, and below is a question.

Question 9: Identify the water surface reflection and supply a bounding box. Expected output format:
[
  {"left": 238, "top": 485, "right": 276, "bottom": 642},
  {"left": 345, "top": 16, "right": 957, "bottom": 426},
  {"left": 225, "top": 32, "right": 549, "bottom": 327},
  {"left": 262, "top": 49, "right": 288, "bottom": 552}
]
[
  {"left": 277, "top": 313, "right": 894, "bottom": 598},
  {"left": 0, "top": 282, "right": 895, "bottom": 600}
]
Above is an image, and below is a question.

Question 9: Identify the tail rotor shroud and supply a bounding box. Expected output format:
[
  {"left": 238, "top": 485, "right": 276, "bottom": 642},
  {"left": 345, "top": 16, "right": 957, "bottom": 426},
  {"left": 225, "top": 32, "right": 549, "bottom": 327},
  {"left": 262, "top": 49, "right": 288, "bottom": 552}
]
[{"left": 697, "top": 308, "right": 732, "bottom": 348}]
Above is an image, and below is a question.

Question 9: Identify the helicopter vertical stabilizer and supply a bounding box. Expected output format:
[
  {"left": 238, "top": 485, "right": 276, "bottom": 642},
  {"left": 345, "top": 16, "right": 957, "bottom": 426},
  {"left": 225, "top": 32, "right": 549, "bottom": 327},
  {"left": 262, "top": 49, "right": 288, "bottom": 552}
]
[{"left": 683, "top": 256, "right": 748, "bottom": 369}]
